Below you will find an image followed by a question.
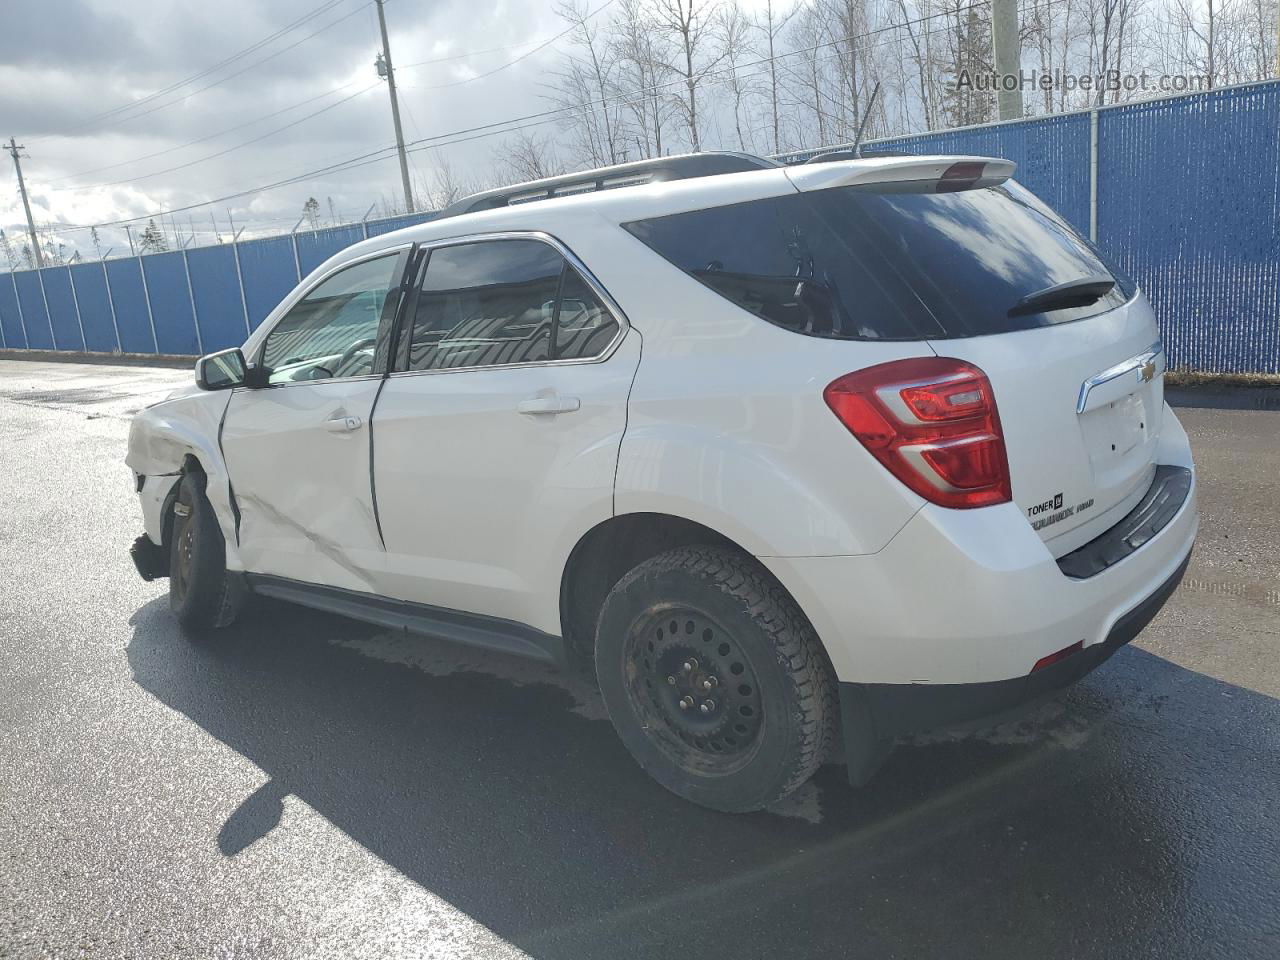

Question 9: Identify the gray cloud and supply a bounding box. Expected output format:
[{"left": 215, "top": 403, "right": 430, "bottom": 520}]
[{"left": 1, "top": 0, "right": 565, "bottom": 259}]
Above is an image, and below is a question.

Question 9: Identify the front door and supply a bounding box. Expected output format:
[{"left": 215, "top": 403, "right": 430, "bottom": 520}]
[
  {"left": 371, "top": 236, "right": 638, "bottom": 630},
  {"left": 221, "top": 248, "right": 410, "bottom": 592}
]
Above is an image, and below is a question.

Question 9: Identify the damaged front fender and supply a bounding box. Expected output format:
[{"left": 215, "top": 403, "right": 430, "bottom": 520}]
[{"left": 126, "top": 390, "right": 244, "bottom": 572}]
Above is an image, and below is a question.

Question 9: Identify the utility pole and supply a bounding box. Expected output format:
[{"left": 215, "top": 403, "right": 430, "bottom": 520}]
[
  {"left": 374, "top": 0, "right": 414, "bottom": 214},
  {"left": 990, "top": 0, "right": 1023, "bottom": 120},
  {"left": 6, "top": 137, "right": 45, "bottom": 268}
]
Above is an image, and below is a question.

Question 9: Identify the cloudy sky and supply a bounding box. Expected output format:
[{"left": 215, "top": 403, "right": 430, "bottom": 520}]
[{"left": 0, "top": 0, "right": 586, "bottom": 260}]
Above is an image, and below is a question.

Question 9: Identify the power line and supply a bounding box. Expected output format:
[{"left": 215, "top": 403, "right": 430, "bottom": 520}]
[
  {"left": 32, "top": 0, "right": 358, "bottom": 142},
  {"left": 51, "top": 0, "right": 1031, "bottom": 232},
  {"left": 69, "top": 83, "right": 381, "bottom": 190},
  {"left": 68, "top": 2, "right": 373, "bottom": 137},
  {"left": 41, "top": 0, "right": 607, "bottom": 193},
  {"left": 400, "top": 0, "right": 618, "bottom": 91},
  {"left": 47, "top": 80, "right": 373, "bottom": 184}
]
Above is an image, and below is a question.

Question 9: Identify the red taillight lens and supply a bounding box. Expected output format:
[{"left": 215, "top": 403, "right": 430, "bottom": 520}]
[{"left": 823, "top": 357, "right": 1012, "bottom": 509}]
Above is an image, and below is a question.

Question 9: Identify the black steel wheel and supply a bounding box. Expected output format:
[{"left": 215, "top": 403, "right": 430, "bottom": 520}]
[
  {"left": 596, "top": 546, "right": 836, "bottom": 812},
  {"left": 167, "top": 471, "right": 243, "bottom": 635},
  {"left": 623, "top": 606, "right": 766, "bottom": 776}
]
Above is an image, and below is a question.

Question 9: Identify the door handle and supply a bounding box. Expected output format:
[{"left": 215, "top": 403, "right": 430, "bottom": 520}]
[
  {"left": 517, "top": 395, "right": 581, "bottom": 416},
  {"left": 324, "top": 414, "right": 363, "bottom": 433}
]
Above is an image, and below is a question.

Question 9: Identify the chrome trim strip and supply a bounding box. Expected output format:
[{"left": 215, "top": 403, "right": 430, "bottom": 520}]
[{"left": 1076, "top": 340, "right": 1164, "bottom": 414}]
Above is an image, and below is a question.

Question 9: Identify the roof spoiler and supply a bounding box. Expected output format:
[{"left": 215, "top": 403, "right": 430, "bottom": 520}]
[{"left": 785, "top": 156, "right": 1016, "bottom": 194}]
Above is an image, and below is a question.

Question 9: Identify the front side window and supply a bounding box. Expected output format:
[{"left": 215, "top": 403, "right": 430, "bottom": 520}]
[
  {"left": 405, "top": 238, "right": 619, "bottom": 371},
  {"left": 261, "top": 254, "right": 403, "bottom": 384}
]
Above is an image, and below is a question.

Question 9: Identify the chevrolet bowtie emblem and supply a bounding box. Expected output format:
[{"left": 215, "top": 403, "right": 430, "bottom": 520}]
[{"left": 1139, "top": 359, "right": 1157, "bottom": 383}]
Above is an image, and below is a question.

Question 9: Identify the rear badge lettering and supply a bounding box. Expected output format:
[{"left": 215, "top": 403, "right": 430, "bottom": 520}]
[
  {"left": 1028, "top": 495, "right": 1095, "bottom": 531},
  {"left": 1027, "top": 492, "right": 1064, "bottom": 517}
]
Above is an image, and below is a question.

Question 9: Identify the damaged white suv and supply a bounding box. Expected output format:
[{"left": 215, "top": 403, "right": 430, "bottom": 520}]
[{"left": 128, "top": 152, "right": 1198, "bottom": 812}]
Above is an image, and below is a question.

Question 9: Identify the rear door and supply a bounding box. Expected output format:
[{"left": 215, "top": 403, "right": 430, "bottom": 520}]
[
  {"left": 370, "top": 235, "right": 637, "bottom": 627},
  {"left": 220, "top": 247, "right": 411, "bottom": 591}
]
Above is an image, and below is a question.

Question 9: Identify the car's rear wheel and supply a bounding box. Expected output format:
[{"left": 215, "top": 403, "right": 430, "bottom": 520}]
[
  {"left": 169, "top": 472, "right": 243, "bottom": 634},
  {"left": 595, "top": 546, "right": 835, "bottom": 812}
]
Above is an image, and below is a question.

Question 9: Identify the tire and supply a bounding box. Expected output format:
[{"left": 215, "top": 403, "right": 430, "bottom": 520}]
[
  {"left": 168, "top": 472, "right": 243, "bottom": 634},
  {"left": 595, "top": 546, "right": 836, "bottom": 813}
]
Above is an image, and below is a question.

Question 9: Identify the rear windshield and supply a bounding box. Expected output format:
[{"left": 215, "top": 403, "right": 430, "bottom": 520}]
[{"left": 622, "top": 180, "right": 1136, "bottom": 340}]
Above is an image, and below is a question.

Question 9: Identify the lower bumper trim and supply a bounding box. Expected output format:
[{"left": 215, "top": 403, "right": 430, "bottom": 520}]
[
  {"left": 130, "top": 535, "right": 168, "bottom": 582},
  {"left": 838, "top": 547, "right": 1192, "bottom": 784}
]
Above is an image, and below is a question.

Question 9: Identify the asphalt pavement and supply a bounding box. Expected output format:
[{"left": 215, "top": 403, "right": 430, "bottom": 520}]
[{"left": 1, "top": 359, "right": 1277, "bottom": 959}]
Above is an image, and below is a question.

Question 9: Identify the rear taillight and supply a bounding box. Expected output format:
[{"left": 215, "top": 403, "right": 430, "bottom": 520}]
[{"left": 823, "top": 357, "right": 1012, "bottom": 509}]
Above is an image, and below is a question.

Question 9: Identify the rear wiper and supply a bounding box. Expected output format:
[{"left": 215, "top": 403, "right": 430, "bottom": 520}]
[{"left": 1008, "top": 275, "right": 1115, "bottom": 317}]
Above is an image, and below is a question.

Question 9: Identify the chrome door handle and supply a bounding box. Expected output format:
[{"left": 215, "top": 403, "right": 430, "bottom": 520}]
[
  {"left": 324, "top": 414, "right": 363, "bottom": 432},
  {"left": 517, "top": 396, "right": 581, "bottom": 415}
]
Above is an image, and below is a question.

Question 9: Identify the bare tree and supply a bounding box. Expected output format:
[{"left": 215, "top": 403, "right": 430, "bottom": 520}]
[
  {"left": 554, "top": 0, "right": 627, "bottom": 166},
  {"left": 715, "top": 1, "right": 762, "bottom": 151},
  {"left": 493, "top": 129, "right": 567, "bottom": 183},
  {"left": 750, "top": 0, "right": 799, "bottom": 153},
  {"left": 647, "top": 0, "right": 728, "bottom": 150},
  {"left": 613, "top": 0, "right": 675, "bottom": 157}
]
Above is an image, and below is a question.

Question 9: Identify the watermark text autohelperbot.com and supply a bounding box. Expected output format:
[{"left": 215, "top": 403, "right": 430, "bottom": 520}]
[{"left": 955, "top": 69, "right": 1212, "bottom": 95}]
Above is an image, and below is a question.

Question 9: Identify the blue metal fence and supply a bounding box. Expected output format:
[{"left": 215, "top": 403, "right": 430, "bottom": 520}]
[
  {"left": 0, "top": 210, "right": 438, "bottom": 357},
  {"left": 2, "top": 80, "right": 1277, "bottom": 372},
  {"left": 788, "top": 79, "right": 1280, "bottom": 374}
]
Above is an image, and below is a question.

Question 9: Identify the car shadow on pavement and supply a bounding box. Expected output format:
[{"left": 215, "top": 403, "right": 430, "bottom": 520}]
[{"left": 127, "top": 595, "right": 1280, "bottom": 960}]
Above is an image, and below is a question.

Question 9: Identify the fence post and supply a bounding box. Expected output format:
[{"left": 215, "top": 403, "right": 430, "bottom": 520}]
[
  {"left": 231, "top": 238, "right": 251, "bottom": 337},
  {"left": 181, "top": 249, "right": 204, "bottom": 355},
  {"left": 1089, "top": 108, "right": 1099, "bottom": 243},
  {"left": 66, "top": 266, "right": 87, "bottom": 351},
  {"left": 11, "top": 271, "right": 28, "bottom": 348},
  {"left": 36, "top": 267, "right": 56, "bottom": 350},
  {"left": 291, "top": 233, "right": 302, "bottom": 282},
  {"left": 138, "top": 257, "right": 160, "bottom": 355},
  {"left": 101, "top": 260, "right": 123, "bottom": 352}
]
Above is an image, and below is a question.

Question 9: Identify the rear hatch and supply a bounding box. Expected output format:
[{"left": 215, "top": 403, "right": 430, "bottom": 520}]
[{"left": 625, "top": 156, "right": 1165, "bottom": 552}]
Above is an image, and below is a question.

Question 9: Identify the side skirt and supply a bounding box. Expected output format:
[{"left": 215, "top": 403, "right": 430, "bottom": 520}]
[{"left": 244, "top": 574, "right": 566, "bottom": 666}]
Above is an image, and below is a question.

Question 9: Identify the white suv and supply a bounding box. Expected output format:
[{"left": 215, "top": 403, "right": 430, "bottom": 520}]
[{"left": 127, "top": 152, "right": 1198, "bottom": 812}]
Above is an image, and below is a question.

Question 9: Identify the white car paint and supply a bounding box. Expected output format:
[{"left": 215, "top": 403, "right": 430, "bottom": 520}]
[{"left": 127, "top": 154, "right": 1197, "bottom": 698}]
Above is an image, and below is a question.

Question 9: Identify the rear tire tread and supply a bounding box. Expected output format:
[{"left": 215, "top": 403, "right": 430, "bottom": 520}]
[{"left": 604, "top": 545, "right": 836, "bottom": 810}]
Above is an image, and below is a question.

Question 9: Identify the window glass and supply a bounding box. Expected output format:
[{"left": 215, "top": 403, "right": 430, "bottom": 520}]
[
  {"left": 261, "top": 254, "right": 401, "bottom": 384},
  {"left": 622, "top": 180, "right": 1134, "bottom": 340},
  {"left": 408, "top": 240, "right": 561, "bottom": 371},
  {"left": 553, "top": 268, "right": 619, "bottom": 360}
]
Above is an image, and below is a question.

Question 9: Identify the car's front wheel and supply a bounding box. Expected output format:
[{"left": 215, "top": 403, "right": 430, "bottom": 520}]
[
  {"left": 595, "top": 546, "right": 836, "bottom": 812},
  {"left": 168, "top": 471, "right": 243, "bottom": 634}
]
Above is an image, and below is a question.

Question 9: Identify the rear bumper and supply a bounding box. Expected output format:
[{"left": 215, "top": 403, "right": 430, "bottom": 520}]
[
  {"left": 761, "top": 408, "right": 1198, "bottom": 688},
  {"left": 839, "top": 546, "right": 1190, "bottom": 747}
]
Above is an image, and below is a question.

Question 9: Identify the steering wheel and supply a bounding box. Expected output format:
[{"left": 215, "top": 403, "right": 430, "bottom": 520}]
[{"left": 331, "top": 337, "right": 378, "bottom": 377}]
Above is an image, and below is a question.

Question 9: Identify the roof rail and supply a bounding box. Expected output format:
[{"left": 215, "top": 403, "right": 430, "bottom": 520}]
[
  {"left": 801, "top": 148, "right": 916, "bottom": 164},
  {"left": 438, "top": 151, "right": 778, "bottom": 220}
]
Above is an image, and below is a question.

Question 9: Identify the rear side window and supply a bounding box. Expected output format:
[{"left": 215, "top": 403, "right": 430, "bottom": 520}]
[
  {"left": 622, "top": 180, "right": 1136, "bottom": 340},
  {"left": 405, "top": 238, "right": 619, "bottom": 371},
  {"left": 408, "top": 239, "right": 559, "bottom": 371},
  {"left": 553, "top": 268, "right": 619, "bottom": 360}
]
